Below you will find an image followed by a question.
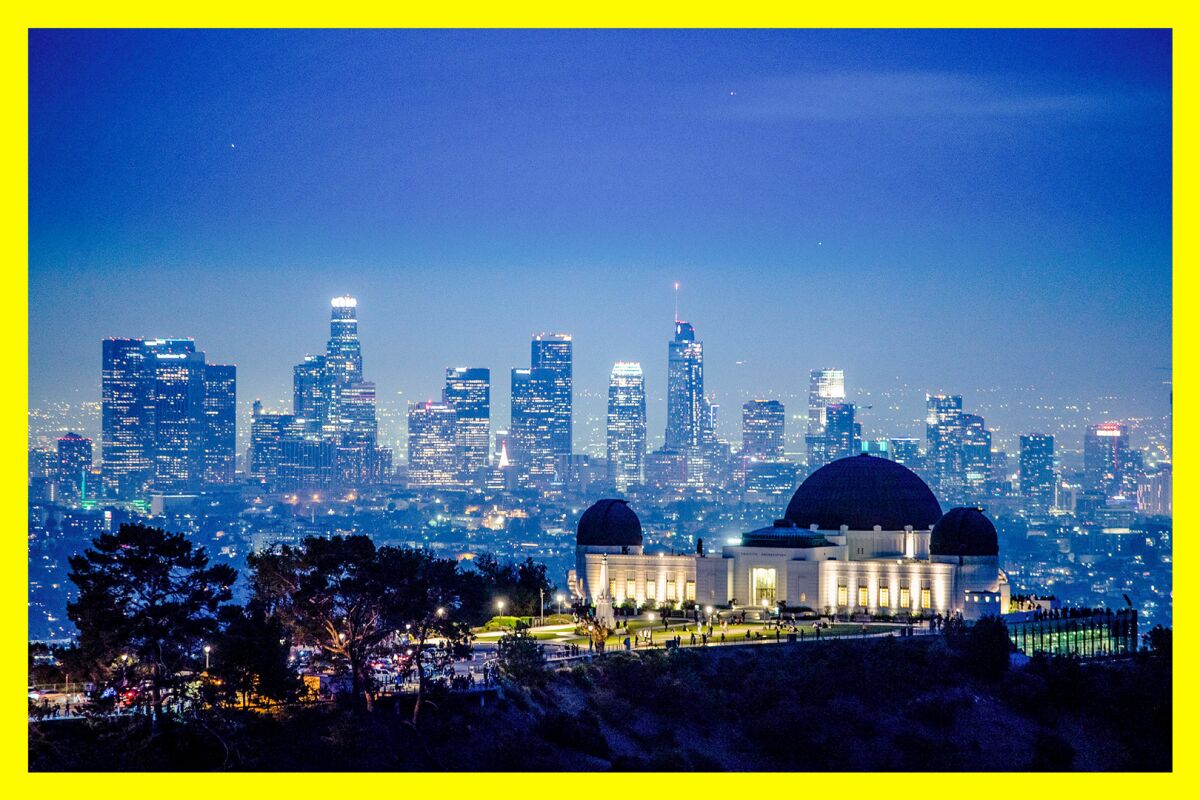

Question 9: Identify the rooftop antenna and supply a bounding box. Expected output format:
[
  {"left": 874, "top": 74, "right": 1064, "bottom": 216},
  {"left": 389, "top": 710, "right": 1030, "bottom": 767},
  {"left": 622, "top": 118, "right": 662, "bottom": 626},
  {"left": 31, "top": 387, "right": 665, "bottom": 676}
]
[{"left": 674, "top": 281, "right": 681, "bottom": 322}]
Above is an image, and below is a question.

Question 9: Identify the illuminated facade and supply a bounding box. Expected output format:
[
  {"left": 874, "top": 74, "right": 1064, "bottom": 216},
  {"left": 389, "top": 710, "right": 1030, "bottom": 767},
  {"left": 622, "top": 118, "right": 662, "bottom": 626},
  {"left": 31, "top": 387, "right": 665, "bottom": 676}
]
[
  {"left": 607, "top": 361, "right": 647, "bottom": 491},
  {"left": 805, "top": 368, "right": 845, "bottom": 467},
  {"left": 531, "top": 333, "right": 573, "bottom": 460},
  {"left": 569, "top": 455, "right": 1008, "bottom": 621},
  {"left": 1019, "top": 434, "right": 1056, "bottom": 514},
  {"left": 56, "top": 431, "right": 93, "bottom": 502},
  {"left": 742, "top": 399, "right": 785, "bottom": 460},
  {"left": 510, "top": 367, "right": 558, "bottom": 485},
  {"left": 202, "top": 364, "right": 237, "bottom": 485},
  {"left": 443, "top": 367, "right": 491, "bottom": 484},
  {"left": 1084, "top": 421, "right": 1132, "bottom": 499},
  {"left": 407, "top": 401, "right": 459, "bottom": 488}
]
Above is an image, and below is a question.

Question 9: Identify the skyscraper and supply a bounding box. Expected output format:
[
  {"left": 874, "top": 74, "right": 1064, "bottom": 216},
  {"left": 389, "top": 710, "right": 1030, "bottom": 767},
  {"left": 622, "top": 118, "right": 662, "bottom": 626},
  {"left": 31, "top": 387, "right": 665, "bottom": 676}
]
[
  {"left": 150, "top": 344, "right": 206, "bottom": 493},
  {"left": 324, "top": 296, "right": 363, "bottom": 432},
  {"left": 742, "top": 399, "right": 785, "bottom": 460},
  {"left": 249, "top": 408, "right": 295, "bottom": 487},
  {"left": 961, "top": 413, "right": 992, "bottom": 495},
  {"left": 1084, "top": 421, "right": 1131, "bottom": 499},
  {"left": 202, "top": 363, "right": 237, "bottom": 485},
  {"left": 607, "top": 362, "right": 647, "bottom": 491},
  {"left": 407, "top": 401, "right": 459, "bottom": 489},
  {"left": 101, "top": 338, "right": 154, "bottom": 499},
  {"left": 926, "top": 393, "right": 964, "bottom": 491},
  {"left": 510, "top": 367, "right": 557, "bottom": 484},
  {"left": 1019, "top": 434, "right": 1055, "bottom": 513},
  {"left": 665, "top": 321, "right": 706, "bottom": 452},
  {"left": 888, "top": 437, "right": 922, "bottom": 467},
  {"left": 823, "top": 402, "right": 857, "bottom": 461},
  {"left": 806, "top": 368, "right": 845, "bottom": 467},
  {"left": 531, "top": 333, "right": 573, "bottom": 460},
  {"left": 56, "top": 432, "right": 93, "bottom": 502},
  {"left": 443, "top": 367, "right": 491, "bottom": 484},
  {"left": 338, "top": 381, "right": 379, "bottom": 483},
  {"left": 293, "top": 354, "right": 328, "bottom": 423}
]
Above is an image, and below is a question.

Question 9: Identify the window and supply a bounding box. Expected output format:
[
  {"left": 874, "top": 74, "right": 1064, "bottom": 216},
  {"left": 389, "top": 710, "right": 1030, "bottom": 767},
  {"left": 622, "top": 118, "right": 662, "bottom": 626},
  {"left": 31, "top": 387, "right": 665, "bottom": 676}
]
[
  {"left": 800, "top": 592, "right": 807, "bottom": 603},
  {"left": 921, "top": 588, "right": 931, "bottom": 609},
  {"left": 837, "top": 585, "right": 849, "bottom": 607},
  {"left": 900, "top": 587, "right": 911, "bottom": 608},
  {"left": 685, "top": 581, "right": 696, "bottom": 601},
  {"left": 667, "top": 580, "right": 677, "bottom": 600},
  {"left": 751, "top": 567, "right": 777, "bottom": 605},
  {"left": 609, "top": 579, "right": 617, "bottom": 598},
  {"left": 858, "top": 586, "right": 868, "bottom": 607},
  {"left": 645, "top": 580, "right": 657, "bottom": 601},
  {"left": 879, "top": 586, "right": 890, "bottom": 607},
  {"left": 626, "top": 578, "right": 636, "bottom": 599}
]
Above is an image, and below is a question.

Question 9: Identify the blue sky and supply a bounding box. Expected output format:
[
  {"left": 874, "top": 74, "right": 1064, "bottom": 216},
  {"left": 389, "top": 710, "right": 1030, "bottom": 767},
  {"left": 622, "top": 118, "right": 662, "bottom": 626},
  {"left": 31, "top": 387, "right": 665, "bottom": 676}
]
[{"left": 29, "top": 29, "right": 1172, "bottom": 447}]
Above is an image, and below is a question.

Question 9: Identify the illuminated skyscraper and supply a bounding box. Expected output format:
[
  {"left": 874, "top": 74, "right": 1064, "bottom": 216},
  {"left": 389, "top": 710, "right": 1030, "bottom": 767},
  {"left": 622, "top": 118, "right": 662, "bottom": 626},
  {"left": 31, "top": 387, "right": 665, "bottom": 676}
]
[
  {"left": 665, "top": 321, "right": 706, "bottom": 452},
  {"left": 249, "top": 408, "right": 294, "bottom": 486},
  {"left": 202, "top": 363, "right": 237, "bottom": 485},
  {"left": 324, "top": 296, "right": 363, "bottom": 431},
  {"left": 806, "top": 368, "right": 845, "bottom": 467},
  {"left": 1019, "top": 433, "right": 1055, "bottom": 513},
  {"left": 443, "top": 367, "right": 491, "bottom": 483},
  {"left": 531, "top": 333, "right": 573, "bottom": 459},
  {"left": 925, "top": 393, "right": 964, "bottom": 491},
  {"left": 823, "top": 402, "right": 857, "bottom": 461},
  {"left": 961, "top": 413, "right": 992, "bottom": 495},
  {"left": 56, "top": 431, "right": 93, "bottom": 502},
  {"left": 510, "top": 367, "right": 557, "bottom": 484},
  {"left": 1084, "top": 421, "right": 1131, "bottom": 499},
  {"left": 742, "top": 399, "right": 785, "bottom": 460},
  {"left": 101, "top": 338, "right": 154, "bottom": 499},
  {"left": 607, "top": 362, "right": 646, "bottom": 491},
  {"left": 888, "top": 437, "right": 922, "bottom": 467},
  {"left": 293, "top": 354, "right": 328, "bottom": 423},
  {"left": 150, "top": 344, "right": 207, "bottom": 493},
  {"left": 407, "top": 401, "right": 459, "bottom": 489}
]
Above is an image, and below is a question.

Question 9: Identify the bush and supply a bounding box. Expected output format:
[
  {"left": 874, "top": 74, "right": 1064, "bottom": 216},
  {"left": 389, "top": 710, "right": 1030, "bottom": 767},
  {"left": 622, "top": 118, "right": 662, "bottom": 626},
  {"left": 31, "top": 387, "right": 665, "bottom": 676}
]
[{"left": 496, "top": 629, "right": 545, "bottom": 685}]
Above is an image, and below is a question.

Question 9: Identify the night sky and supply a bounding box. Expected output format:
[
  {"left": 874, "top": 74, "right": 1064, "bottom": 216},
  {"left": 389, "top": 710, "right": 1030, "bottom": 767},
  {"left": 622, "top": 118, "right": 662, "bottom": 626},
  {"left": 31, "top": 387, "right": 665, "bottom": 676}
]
[{"left": 29, "top": 29, "right": 1172, "bottom": 448}]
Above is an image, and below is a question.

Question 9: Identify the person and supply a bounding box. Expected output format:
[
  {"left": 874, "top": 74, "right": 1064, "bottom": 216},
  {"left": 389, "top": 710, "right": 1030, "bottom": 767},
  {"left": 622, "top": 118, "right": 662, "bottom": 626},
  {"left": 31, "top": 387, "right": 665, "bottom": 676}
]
[
  {"left": 690, "top": 632, "right": 696, "bottom": 645},
  {"left": 720, "top": 632, "right": 726, "bottom": 644}
]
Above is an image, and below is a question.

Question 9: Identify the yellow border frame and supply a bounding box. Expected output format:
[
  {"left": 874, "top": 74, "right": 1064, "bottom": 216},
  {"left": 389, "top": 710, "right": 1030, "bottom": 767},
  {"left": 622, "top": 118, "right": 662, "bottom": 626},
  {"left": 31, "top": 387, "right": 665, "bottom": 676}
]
[{"left": 5, "top": 2, "right": 1188, "bottom": 792}]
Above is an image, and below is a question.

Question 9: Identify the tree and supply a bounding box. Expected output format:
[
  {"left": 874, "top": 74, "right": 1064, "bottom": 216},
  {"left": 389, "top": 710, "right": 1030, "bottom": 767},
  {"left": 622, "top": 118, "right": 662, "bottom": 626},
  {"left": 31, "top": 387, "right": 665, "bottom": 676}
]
[
  {"left": 962, "top": 616, "right": 1013, "bottom": 680},
  {"left": 497, "top": 629, "right": 545, "bottom": 685},
  {"left": 210, "top": 603, "right": 301, "bottom": 709},
  {"left": 67, "top": 523, "right": 237, "bottom": 726},
  {"left": 471, "top": 553, "right": 554, "bottom": 616}
]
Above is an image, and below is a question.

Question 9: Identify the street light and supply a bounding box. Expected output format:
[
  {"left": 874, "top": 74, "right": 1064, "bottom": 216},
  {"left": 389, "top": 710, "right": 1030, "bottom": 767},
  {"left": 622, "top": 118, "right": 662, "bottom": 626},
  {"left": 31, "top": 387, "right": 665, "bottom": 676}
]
[
  {"left": 203, "top": 644, "right": 211, "bottom": 671},
  {"left": 496, "top": 600, "right": 505, "bottom": 617},
  {"left": 556, "top": 593, "right": 565, "bottom": 614},
  {"left": 436, "top": 607, "right": 446, "bottom": 617}
]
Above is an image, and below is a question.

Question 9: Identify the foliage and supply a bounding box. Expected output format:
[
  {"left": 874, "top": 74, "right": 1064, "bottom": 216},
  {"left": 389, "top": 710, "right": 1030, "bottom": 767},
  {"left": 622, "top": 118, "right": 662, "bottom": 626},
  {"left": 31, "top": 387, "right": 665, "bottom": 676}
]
[
  {"left": 496, "top": 629, "right": 545, "bottom": 685},
  {"left": 470, "top": 553, "right": 554, "bottom": 616},
  {"left": 209, "top": 603, "right": 302, "bottom": 708}
]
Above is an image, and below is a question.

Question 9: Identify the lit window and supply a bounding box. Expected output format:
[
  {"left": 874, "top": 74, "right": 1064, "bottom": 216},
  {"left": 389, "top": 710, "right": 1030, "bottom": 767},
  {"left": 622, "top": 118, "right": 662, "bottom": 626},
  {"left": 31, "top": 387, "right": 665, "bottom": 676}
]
[
  {"left": 646, "top": 580, "right": 657, "bottom": 601},
  {"left": 879, "top": 586, "right": 890, "bottom": 607},
  {"left": 900, "top": 587, "right": 911, "bottom": 608},
  {"left": 921, "top": 588, "right": 931, "bottom": 609},
  {"left": 626, "top": 578, "right": 636, "bottom": 599},
  {"left": 800, "top": 592, "right": 807, "bottom": 603},
  {"left": 609, "top": 579, "right": 617, "bottom": 598},
  {"left": 837, "top": 585, "right": 848, "bottom": 607},
  {"left": 685, "top": 580, "right": 696, "bottom": 601},
  {"left": 858, "top": 586, "right": 868, "bottom": 607},
  {"left": 667, "top": 580, "right": 677, "bottom": 600}
]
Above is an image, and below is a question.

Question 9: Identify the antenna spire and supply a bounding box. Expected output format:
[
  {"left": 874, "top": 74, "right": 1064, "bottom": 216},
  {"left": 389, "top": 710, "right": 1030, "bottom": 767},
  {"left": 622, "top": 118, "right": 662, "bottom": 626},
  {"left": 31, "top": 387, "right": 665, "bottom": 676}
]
[{"left": 673, "top": 281, "right": 680, "bottom": 322}]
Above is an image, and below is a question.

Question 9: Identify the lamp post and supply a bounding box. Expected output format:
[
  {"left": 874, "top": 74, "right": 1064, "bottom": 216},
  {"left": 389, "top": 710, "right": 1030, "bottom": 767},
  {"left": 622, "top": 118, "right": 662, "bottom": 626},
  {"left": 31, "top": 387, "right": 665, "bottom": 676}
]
[
  {"left": 203, "top": 645, "right": 211, "bottom": 671},
  {"left": 496, "top": 600, "right": 505, "bottom": 618},
  {"left": 540, "top": 588, "right": 544, "bottom": 626},
  {"left": 556, "top": 593, "right": 565, "bottom": 614}
]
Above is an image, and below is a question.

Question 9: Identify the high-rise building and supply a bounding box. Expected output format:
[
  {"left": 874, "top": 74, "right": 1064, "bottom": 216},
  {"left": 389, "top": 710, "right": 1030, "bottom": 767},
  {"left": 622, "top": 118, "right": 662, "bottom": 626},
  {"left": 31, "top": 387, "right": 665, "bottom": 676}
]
[
  {"left": 823, "top": 402, "right": 857, "bottom": 461},
  {"left": 925, "top": 393, "right": 964, "bottom": 490},
  {"left": 806, "top": 368, "right": 845, "bottom": 467},
  {"left": 1019, "top": 434, "right": 1055, "bottom": 513},
  {"left": 606, "top": 362, "right": 647, "bottom": 491},
  {"left": 961, "top": 413, "right": 992, "bottom": 494},
  {"left": 1084, "top": 421, "right": 1131, "bottom": 499},
  {"left": 407, "top": 401, "right": 459, "bottom": 489},
  {"left": 742, "top": 399, "right": 785, "bottom": 460},
  {"left": 443, "top": 367, "right": 491, "bottom": 484},
  {"left": 1137, "top": 465, "right": 1172, "bottom": 516},
  {"left": 150, "top": 345, "right": 207, "bottom": 493},
  {"left": 56, "top": 432, "right": 93, "bottom": 502},
  {"left": 323, "top": 296, "right": 363, "bottom": 430},
  {"left": 249, "top": 409, "right": 295, "bottom": 486},
  {"left": 202, "top": 364, "right": 237, "bottom": 485},
  {"left": 531, "top": 333, "right": 573, "bottom": 459},
  {"left": 510, "top": 367, "right": 557, "bottom": 484},
  {"left": 888, "top": 437, "right": 922, "bottom": 467},
  {"left": 101, "top": 338, "right": 155, "bottom": 499},
  {"left": 293, "top": 355, "right": 328, "bottom": 423},
  {"left": 337, "top": 381, "right": 378, "bottom": 483},
  {"left": 665, "top": 321, "right": 707, "bottom": 452}
]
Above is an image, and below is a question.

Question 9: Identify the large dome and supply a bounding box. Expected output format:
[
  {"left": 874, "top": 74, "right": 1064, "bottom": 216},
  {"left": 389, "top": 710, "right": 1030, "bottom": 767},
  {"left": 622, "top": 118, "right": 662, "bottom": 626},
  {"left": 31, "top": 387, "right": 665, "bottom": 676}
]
[
  {"left": 576, "top": 499, "right": 643, "bottom": 548},
  {"left": 784, "top": 454, "right": 943, "bottom": 531},
  {"left": 930, "top": 507, "right": 998, "bottom": 557}
]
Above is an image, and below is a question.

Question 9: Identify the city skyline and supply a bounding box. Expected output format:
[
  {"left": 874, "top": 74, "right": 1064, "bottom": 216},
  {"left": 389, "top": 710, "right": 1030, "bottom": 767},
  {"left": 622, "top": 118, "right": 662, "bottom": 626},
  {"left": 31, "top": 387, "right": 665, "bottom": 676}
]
[{"left": 29, "top": 28, "right": 1171, "bottom": 442}]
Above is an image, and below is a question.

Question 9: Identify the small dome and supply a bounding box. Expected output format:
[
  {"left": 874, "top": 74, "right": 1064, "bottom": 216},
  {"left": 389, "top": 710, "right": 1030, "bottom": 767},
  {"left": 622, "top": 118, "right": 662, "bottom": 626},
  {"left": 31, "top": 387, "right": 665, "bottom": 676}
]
[
  {"left": 576, "top": 499, "right": 643, "bottom": 547},
  {"left": 785, "top": 454, "right": 943, "bottom": 531},
  {"left": 930, "top": 507, "right": 998, "bottom": 557}
]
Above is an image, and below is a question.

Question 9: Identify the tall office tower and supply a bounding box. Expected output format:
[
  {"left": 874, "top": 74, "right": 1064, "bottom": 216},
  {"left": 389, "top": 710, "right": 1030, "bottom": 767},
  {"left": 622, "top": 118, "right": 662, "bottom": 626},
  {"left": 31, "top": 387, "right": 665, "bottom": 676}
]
[
  {"left": 56, "top": 432, "right": 93, "bottom": 502},
  {"left": 741, "top": 399, "right": 786, "bottom": 460},
  {"left": 293, "top": 355, "right": 329, "bottom": 423},
  {"left": 101, "top": 338, "right": 155, "bottom": 499},
  {"left": 888, "top": 437, "right": 922, "bottom": 467},
  {"left": 510, "top": 367, "right": 557, "bottom": 484},
  {"left": 407, "top": 401, "right": 459, "bottom": 489},
  {"left": 961, "top": 413, "right": 992, "bottom": 493},
  {"left": 805, "top": 368, "right": 846, "bottom": 467},
  {"left": 1084, "top": 421, "right": 1131, "bottom": 499},
  {"left": 1019, "top": 434, "right": 1056, "bottom": 513},
  {"left": 925, "top": 393, "right": 964, "bottom": 490},
  {"left": 664, "top": 320, "right": 707, "bottom": 451},
  {"left": 823, "top": 402, "right": 857, "bottom": 461},
  {"left": 249, "top": 411, "right": 295, "bottom": 486},
  {"left": 531, "top": 333, "right": 573, "bottom": 459},
  {"left": 323, "top": 296, "right": 363, "bottom": 430},
  {"left": 337, "top": 380, "right": 379, "bottom": 483},
  {"left": 606, "top": 362, "right": 647, "bottom": 491},
  {"left": 150, "top": 344, "right": 207, "bottom": 493},
  {"left": 202, "top": 364, "right": 237, "bottom": 485},
  {"left": 1137, "top": 464, "right": 1172, "bottom": 516},
  {"left": 443, "top": 367, "right": 491, "bottom": 484}
]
